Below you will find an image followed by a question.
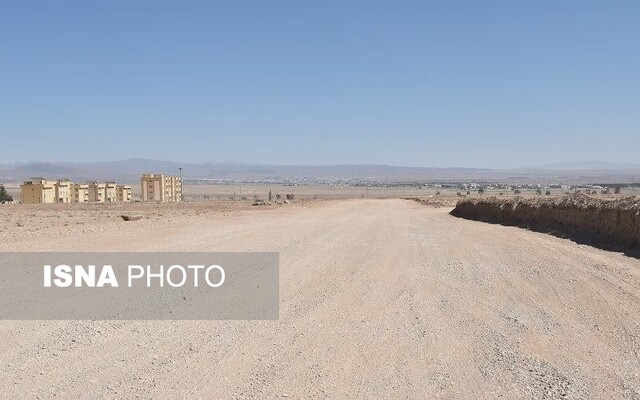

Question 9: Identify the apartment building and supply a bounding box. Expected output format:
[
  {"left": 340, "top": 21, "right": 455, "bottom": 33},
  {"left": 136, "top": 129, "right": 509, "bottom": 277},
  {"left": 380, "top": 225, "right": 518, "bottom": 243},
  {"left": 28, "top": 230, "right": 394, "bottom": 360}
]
[
  {"left": 141, "top": 173, "right": 182, "bottom": 202},
  {"left": 88, "top": 182, "right": 106, "bottom": 202},
  {"left": 70, "top": 183, "right": 89, "bottom": 203},
  {"left": 20, "top": 178, "right": 133, "bottom": 204},
  {"left": 105, "top": 181, "right": 117, "bottom": 202},
  {"left": 20, "top": 178, "right": 56, "bottom": 204},
  {"left": 55, "top": 179, "right": 72, "bottom": 203},
  {"left": 116, "top": 185, "right": 132, "bottom": 202}
]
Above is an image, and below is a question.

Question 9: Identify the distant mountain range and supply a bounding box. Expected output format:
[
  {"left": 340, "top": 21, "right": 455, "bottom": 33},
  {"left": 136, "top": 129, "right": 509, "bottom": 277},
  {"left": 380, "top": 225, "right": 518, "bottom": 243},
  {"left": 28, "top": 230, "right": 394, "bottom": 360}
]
[
  {"left": 1, "top": 159, "right": 639, "bottom": 184},
  {"left": 528, "top": 161, "right": 640, "bottom": 171}
]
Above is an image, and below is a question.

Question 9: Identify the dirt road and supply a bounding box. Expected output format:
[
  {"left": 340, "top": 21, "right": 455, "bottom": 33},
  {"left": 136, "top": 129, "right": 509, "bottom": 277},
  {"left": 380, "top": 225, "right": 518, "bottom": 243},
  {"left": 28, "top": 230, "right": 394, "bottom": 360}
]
[{"left": 1, "top": 199, "right": 639, "bottom": 398}]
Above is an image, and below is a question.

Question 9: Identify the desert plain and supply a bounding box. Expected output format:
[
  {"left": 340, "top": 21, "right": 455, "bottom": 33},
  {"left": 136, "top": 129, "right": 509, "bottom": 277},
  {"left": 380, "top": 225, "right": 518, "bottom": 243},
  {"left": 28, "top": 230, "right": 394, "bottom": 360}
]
[{"left": 0, "top": 186, "right": 639, "bottom": 399}]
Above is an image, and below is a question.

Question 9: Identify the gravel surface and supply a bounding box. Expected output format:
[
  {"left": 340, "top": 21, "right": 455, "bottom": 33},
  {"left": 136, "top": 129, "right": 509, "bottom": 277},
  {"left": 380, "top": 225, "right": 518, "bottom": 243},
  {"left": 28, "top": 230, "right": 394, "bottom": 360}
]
[{"left": 1, "top": 199, "right": 639, "bottom": 398}]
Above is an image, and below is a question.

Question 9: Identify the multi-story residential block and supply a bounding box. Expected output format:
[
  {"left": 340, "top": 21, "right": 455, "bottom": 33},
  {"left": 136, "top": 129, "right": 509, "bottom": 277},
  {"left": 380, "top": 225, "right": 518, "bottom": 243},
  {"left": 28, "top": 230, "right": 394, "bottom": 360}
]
[
  {"left": 141, "top": 173, "right": 182, "bottom": 202},
  {"left": 105, "top": 181, "right": 117, "bottom": 202},
  {"left": 88, "top": 182, "right": 106, "bottom": 202},
  {"left": 70, "top": 183, "right": 89, "bottom": 202},
  {"left": 55, "top": 179, "right": 72, "bottom": 203},
  {"left": 20, "top": 178, "right": 56, "bottom": 204},
  {"left": 116, "top": 185, "right": 132, "bottom": 202},
  {"left": 20, "top": 178, "right": 133, "bottom": 204}
]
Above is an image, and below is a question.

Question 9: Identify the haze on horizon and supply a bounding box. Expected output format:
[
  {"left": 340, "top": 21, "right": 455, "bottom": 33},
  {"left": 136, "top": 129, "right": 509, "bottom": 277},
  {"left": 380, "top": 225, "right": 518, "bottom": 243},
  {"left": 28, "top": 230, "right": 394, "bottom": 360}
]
[{"left": 2, "top": 1, "right": 638, "bottom": 168}]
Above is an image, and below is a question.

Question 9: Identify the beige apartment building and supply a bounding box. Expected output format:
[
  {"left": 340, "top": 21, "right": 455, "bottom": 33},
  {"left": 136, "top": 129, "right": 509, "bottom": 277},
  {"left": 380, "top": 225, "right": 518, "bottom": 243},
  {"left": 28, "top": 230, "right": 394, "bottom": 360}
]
[
  {"left": 88, "top": 182, "right": 106, "bottom": 202},
  {"left": 105, "top": 181, "right": 117, "bottom": 202},
  {"left": 20, "top": 178, "right": 133, "bottom": 204},
  {"left": 55, "top": 179, "right": 72, "bottom": 203},
  {"left": 141, "top": 173, "right": 182, "bottom": 202},
  {"left": 71, "top": 183, "right": 89, "bottom": 202},
  {"left": 20, "top": 178, "right": 56, "bottom": 204},
  {"left": 116, "top": 185, "right": 132, "bottom": 202}
]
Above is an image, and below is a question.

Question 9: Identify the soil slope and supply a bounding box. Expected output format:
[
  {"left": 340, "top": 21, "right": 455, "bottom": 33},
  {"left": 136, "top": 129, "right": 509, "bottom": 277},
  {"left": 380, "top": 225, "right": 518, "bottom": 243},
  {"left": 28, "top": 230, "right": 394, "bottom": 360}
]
[{"left": 451, "top": 194, "right": 640, "bottom": 253}]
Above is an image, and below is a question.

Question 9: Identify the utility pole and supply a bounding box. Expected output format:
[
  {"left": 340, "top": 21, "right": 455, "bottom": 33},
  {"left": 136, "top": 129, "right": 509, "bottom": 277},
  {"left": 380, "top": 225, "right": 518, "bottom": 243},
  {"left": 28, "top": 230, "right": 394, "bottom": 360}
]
[{"left": 179, "top": 167, "right": 183, "bottom": 201}]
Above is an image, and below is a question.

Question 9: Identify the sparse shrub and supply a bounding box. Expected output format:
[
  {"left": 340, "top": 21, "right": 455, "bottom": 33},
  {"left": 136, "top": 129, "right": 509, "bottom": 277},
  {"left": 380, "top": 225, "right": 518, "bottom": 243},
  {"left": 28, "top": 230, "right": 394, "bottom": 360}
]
[
  {"left": 614, "top": 186, "right": 621, "bottom": 194},
  {"left": 545, "top": 190, "right": 551, "bottom": 195},
  {"left": 435, "top": 191, "right": 440, "bottom": 196},
  {"left": 536, "top": 188, "right": 542, "bottom": 195},
  {"left": 478, "top": 188, "right": 485, "bottom": 195}
]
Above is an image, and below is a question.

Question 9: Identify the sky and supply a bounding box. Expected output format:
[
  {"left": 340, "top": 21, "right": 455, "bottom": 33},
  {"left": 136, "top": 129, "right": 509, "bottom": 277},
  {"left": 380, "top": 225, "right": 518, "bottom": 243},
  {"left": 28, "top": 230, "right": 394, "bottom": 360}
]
[{"left": 1, "top": 1, "right": 639, "bottom": 168}]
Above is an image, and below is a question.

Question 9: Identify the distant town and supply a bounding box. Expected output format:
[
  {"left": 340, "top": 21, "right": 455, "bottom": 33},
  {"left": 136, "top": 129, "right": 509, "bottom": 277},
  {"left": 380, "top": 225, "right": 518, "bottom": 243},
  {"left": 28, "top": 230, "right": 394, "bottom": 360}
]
[
  {"left": 11, "top": 172, "right": 639, "bottom": 205},
  {"left": 186, "top": 176, "right": 637, "bottom": 194}
]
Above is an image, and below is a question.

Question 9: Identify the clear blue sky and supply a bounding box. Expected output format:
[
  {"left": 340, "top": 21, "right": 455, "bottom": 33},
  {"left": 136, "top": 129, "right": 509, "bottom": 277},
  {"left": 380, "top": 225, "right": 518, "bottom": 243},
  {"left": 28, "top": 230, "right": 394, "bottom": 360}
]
[{"left": 1, "top": 1, "right": 638, "bottom": 168}]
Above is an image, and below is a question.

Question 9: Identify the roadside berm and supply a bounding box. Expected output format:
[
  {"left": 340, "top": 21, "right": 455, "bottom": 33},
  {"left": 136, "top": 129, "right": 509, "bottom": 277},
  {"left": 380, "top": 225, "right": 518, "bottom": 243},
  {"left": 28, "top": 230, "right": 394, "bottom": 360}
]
[{"left": 450, "top": 194, "right": 640, "bottom": 253}]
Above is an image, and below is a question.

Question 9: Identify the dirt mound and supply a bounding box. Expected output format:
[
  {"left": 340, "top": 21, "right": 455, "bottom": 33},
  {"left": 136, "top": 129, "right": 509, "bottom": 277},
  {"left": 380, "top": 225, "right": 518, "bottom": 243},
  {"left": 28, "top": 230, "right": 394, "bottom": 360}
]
[{"left": 450, "top": 194, "right": 640, "bottom": 254}]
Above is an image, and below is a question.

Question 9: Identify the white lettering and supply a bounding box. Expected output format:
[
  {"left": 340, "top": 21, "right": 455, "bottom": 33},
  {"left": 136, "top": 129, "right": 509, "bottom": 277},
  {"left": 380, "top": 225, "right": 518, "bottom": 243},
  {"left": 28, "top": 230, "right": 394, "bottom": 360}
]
[
  {"left": 166, "top": 265, "right": 187, "bottom": 287},
  {"left": 147, "top": 265, "right": 164, "bottom": 287},
  {"left": 44, "top": 265, "right": 52, "bottom": 287},
  {"left": 75, "top": 264, "right": 95, "bottom": 287},
  {"left": 44, "top": 265, "right": 119, "bottom": 287},
  {"left": 128, "top": 265, "right": 144, "bottom": 287},
  {"left": 54, "top": 265, "right": 73, "bottom": 287},
  {"left": 187, "top": 265, "right": 204, "bottom": 287},
  {"left": 97, "top": 265, "right": 118, "bottom": 287},
  {"left": 205, "top": 265, "right": 225, "bottom": 287}
]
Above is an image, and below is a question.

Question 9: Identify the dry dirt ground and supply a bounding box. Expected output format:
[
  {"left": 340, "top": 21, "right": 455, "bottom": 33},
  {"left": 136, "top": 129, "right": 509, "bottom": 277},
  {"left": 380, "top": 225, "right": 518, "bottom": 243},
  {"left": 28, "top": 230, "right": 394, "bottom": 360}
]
[{"left": 0, "top": 199, "right": 639, "bottom": 399}]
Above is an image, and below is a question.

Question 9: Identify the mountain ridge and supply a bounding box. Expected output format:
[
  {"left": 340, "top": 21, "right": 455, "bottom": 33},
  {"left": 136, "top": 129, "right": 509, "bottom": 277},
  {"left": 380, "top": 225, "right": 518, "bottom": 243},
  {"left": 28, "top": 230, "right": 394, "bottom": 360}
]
[{"left": 1, "top": 159, "right": 639, "bottom": 184}]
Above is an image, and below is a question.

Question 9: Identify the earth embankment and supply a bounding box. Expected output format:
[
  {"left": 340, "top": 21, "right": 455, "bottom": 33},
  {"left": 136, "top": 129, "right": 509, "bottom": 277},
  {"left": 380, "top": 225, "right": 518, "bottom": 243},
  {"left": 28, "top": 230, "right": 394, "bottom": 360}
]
[{"left": 451, "top": 194, "right": 640, "bottom": 255}]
